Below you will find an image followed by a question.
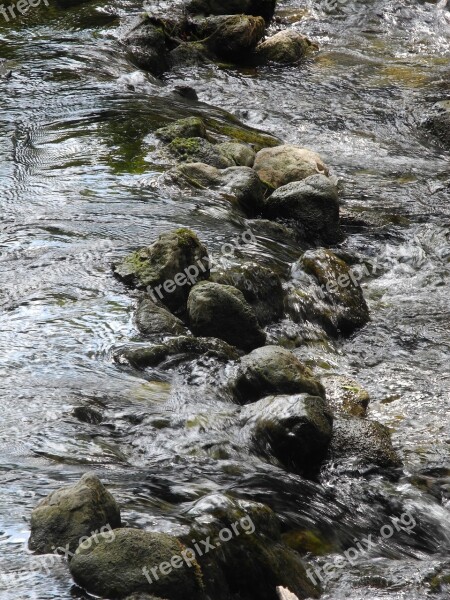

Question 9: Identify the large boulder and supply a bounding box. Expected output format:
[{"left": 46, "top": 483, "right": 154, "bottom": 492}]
[
  {"left": 422, "top": 100, "right": 450, "bottom": 148},
  {"left": 121, "top": 17, "right": 169, "bottom": 76},
  {"left": 114, "top": 336, "right": 242, "bottom": 368},
  {"left": 156, "top": 117, "right": 208, "bottom": 143},
  {"left": 28, "top": 474, "right": 121, "bottom": 555},
  {"left": 194, "top": 15, "right": 266, "bottom": 62},
  {"left": 262, "top": 174, "right": 341, "bottom": 243},
  {"left": 254, "top": 30, "right": 317, "bottom": 64},
  {"left": 113, "top": 229, "right": 210, "bottom": 314},
  {"left": 210, "top": 263, "right": 283, "bottom": 325},
  {"left": 174, "top": 163, "right": 264, "bottom": 215},
  {"left": 297, "top": 248, "right": 369, "bottom": 335},
  {"left": 69, "top": 528, "right": 204, "bottom": 600},
  {"left": 168, "top": 137, "right": 234, "bottom": 168},
  {"left": 187, "top": 282, "right": 266, "bottom": 351},
  {"left": 329, "top": 415, "right": 402, "bottom": 470},
  {"left": 241, "top": 394, "right": 333, "bottom": 478},
  {"left": 253, "top": 144, "right": 329, "bottom": 189},
  {"left": 135, "top": 298, "right": 188, "bottom": 336},
  {"left": 186, "top": 0, "right": 277, "bottom": 23},
  {"left": 230, "top": 345, "right": 325, "bottom": 403}
]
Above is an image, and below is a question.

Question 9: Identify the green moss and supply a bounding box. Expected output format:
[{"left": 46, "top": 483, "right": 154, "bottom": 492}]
[
  {"left": 169, "top": 137, "right": 203, "bottom": 156},
  {"left": 204, "top": 117, "right": 281, "bottom": 151},
  {"left": 282, "top": 529, "right": 334, "bottom": 556},
  {"left": 429, "top": 573, "right": 450, "bottom": 593},
  {"left": 175, "top": 227, "right": 199, "bottom": 249}
]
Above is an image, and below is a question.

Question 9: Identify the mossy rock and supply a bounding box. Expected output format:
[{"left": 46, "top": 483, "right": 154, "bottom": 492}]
[
  {"left": 229, "top": 345, "right": 325, "bottom": 404},
  {"left": 205, "top": 117, "right": 281, "bottom": 152},
  {"left": 282, "top": 529, "right": 334, "bottom": 556},
  {"left": 216, "top": 141, "right": 256, "bottom": 167},
  {"left": 156, "top": 117, "right": 207, "bottom": 143},
  {"left": 254, "top": 30, "right": 318, "bottom": 64},
  {"left": 28, "top": 473, "right": 121, "bottom": 555},
  {"left": 113, "top": 229, "right": 209, "bottom": 314},
  {"left": 168, "top": 137, "right": 234, "bottom": 168},
  {"left": 321, "top": 374, "right": 370, "bottom": 417},
  {"left": 69, "top": 528, "right": 204, "bottom": 600}
]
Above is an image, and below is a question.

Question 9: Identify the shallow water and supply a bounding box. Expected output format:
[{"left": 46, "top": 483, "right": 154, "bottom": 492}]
[{"left": 0, "top": 0, "right": 449, "bottom": 598}]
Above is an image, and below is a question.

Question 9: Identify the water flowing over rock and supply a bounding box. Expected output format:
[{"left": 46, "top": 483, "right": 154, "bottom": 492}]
[
  {"left": 187, "top": 281, "right": 267, "bottom": 351},
  {"left": 186, "top": 0, "right": 277, "bottom": 23},
  {"left": 28, "top": 473, "right": 121, "bottom": 555},
  {"left": 241, "top": 394, "right": 333, "bottom": 478}
]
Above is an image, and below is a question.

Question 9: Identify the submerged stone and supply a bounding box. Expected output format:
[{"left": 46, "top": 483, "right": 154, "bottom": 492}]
[
  {"left": 422, "top": 100, "right": 450, "bottom": 148},
  {"left": 28, "top": 473, "right": 121, "bottom": 555},
  {"left": 242, "top": 394, "right": 333, "bottom": 478},
  {"left": 187, "top": 281, "right": 266, "bottom": 351}
]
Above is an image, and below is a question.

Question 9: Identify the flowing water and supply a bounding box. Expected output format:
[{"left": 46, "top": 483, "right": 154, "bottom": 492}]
[{"left": 0, "top": 0, "right": 449, "bottom": 597}]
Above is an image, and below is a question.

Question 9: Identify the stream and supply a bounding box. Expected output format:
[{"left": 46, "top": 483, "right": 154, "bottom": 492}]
[{"left": 0, "top": 0, "right": 449, "bottom": 598}]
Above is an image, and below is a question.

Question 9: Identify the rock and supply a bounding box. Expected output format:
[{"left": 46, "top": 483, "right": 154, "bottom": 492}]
[
  {"left": 216, "top": 141, "right": 256, "bottom": 167},
  {"left": 253, "top": 144, "right": 329, "bottom": 190},
  {"left": 156, "top": 117, "right": 207, "bottom": 143},
  {"left": 168, "top": 137, "right": 234, "bottom": 168},
  {"left": 187, "top": 282, "right": 266, "bottom": 351},
  {"left": 69, "top": 528, "right": 203, "bottom": 600},
  {"left": 422, "top": 100, "right": 450, "bottom": 148},
  {"left": 114, "top": 336, "right": 242, "bottom": 368},
  {"left": 113, "top": 229, "right": 209, "bottom": 314},
  {"left": 241, "top": 394, "right": 333, "bottom": 478},
  {"left": 255, "top": 30, "right": 317, "bottom": 64},
  {"left": 72, "top": 406, "right": 103, "bottom": 424},
  {"left": 298, "top": 248, "right": 369, "bottom": 335},
  {"left": 186, "top": 494, "right": 319, "bottom": 600},
  {"left": 121, "top": 17, "right": 169, "bottom": 76},
  {"left": 321, "top": 375, "right": 370, "bottom": 417},
  {"left": 196, "top": 15, "right": 266, "bottom": 62},
  {"left": 175, "top": 163, "right": 264, "bottom": 215},
  {"left": 211, "top": 263, "right": 283, "bottom": 325},
  {"left": 135, "top": 298, "right": 188, "bottom": 336},
  {"left": 170, "top": 41, "right": 210, "bottom": 68},
  {"left": 329, "top": 415, "right": 402, "bottom": 470},
  {"left": 186, "top": 0, "right": 277, "bottom": 23},
  {"left": 230, "top": 345, "right": 325, "bottom": 403},
  {"left": 28, "top": 473, "right": 121, "bottom": 555},
  {"left": 262, "top": 174, "right": 341, "bottom": 243}
]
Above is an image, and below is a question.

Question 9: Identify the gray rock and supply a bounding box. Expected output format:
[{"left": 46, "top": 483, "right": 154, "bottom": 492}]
[
  {"left": 187, "top": 282, "right": 266, "bottom": 351},
  {"left": 211, "top": 263, "right": 283, "bottom": 325},
  {"left": 241, "top": 394, "right": 333, "bottom": 478},
  {"left": 28, "top": 473, "right": 121, "bottom": 555},
  {"left": 186, "top": 0, "right": 277, "bottom": 23},
  {"left": 156, "top": 117, "right": 207, "bottom": 143},
  {"left": 321, "top": 375, "right": 370, "bottom": 417},
  {"left": 168, "top": 137, "right": 234, "bottom": 168},
  {"left": 121, "top": 17, "right": 169, "bottom": 76},
  {"left": 216, "top": 141, "right": 256, "bottom": 166},
  {"left": 113, "top": 229, "right": 209, "bottom": 314},
  {"left": 255, "top": 30, "right": 317, "bottom": 64},
  {"left": 329, "top": 415, "right": 402, "bottom": 469},
  {"left": 298, "top": 248, "right": 369, "bottom": 335},
  {"left": 263, "top": 174, "right": 341, "bottom": 243},
  {"left": 230, "top": 345, "right": 325, "bottom": 403},
  {"left": 253, "top": 144, "right": 329, "bottom": 189},
  {"left": 135, "top": 298, "right": 188, "bottom": 336},
  {"left": 114, "top": 336, "right": 242, "bottom": 368},
  {"left": 69, "top": 528, "right": 204, "bottom": 600}
]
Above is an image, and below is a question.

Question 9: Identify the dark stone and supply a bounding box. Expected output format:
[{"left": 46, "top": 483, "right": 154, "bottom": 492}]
[
  {"left": 121, "top": 17, "right": 170, "bottom": 76},
  {"left": 135, "top": 298, "right": 188, "bottom": 336}
]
